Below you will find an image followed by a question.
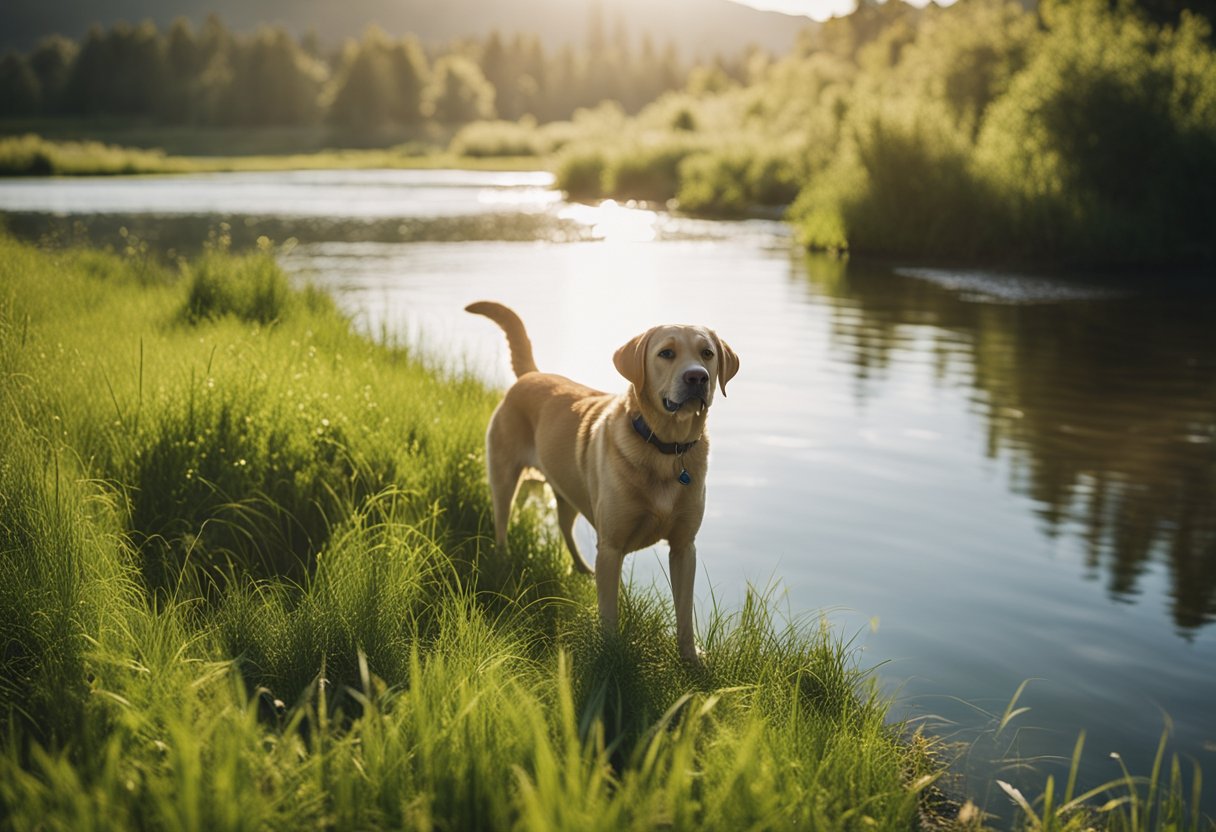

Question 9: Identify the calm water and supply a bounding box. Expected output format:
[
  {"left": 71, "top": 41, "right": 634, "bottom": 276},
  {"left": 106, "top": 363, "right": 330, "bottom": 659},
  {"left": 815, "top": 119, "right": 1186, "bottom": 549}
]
[{"left": 3, "top": 170, "right": 1214, "bottom": 823}]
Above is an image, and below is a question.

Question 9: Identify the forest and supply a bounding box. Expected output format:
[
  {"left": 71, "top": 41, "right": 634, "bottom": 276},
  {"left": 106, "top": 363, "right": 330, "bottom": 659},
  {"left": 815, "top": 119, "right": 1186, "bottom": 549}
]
[{"left": 0, "top": 13, "right": 703, "bottom": 128}]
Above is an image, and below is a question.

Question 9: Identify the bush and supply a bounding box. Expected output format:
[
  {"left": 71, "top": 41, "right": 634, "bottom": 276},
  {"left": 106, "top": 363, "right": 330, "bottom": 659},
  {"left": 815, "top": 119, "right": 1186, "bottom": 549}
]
[
  {"left": 182, "top": 249, "right": 295, "bottom": 324},
  {"left": 677, "top": 151, "right": 752, "bottom": 215},
  {"left": 449, "top": 118, "right": 545, "bottom": 157},
  {"left": 677, "top": 145, "right": 803, "bottom": 215},
  {"left": 789, "top": 101, "right": 1000, "bottom": 257},
  {"left": 973, "top": 0, "right": 1216, "bottom": 264},
  {"left": 602, "top": 139, "right": 702, "bottom": 203},
  {"left": 554, "top": 145, "right": 608, "bottom": 200},
  {"left": 0, "top": 133, "right": 178, "bottom": 176}
]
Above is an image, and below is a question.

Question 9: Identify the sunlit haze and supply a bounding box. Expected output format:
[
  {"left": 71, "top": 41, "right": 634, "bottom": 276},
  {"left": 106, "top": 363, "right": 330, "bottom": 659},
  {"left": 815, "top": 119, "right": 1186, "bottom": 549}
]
[{"left": 730, "top": 0, "right": 957, "bottom": 21}]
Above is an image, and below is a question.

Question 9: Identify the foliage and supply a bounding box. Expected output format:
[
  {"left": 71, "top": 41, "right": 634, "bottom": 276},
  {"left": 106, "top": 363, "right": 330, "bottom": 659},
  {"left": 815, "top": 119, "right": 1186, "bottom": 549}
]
[
  {"left": 0, "top": 54, "right": 40, "bottom": 116},
  {"left": 677, "top": 144, "right": 803, "bottom": 215},
  {"left": 0, "top": 133, "right": 184, "bottom": 176},
  {"left": 0, "top": 16, "right": 695, "bottom": 130},
  {"left": 328, "top": 27, "right": 428, "bottom": 129},
  {"left": 789, "top": 99, "right": 1002, "bottom": 258},
  {"left": 554, "top": 145, "right": 609, "bottom": 200},
  {"left": 602, "top": 139, "right": 702, "bottom": 203},
  {"left": 973, "top": 0, "right": 1216, "bottom": 264},
  {"left": 425, "top": 55, "right": 497, "bottom": 125},
  {"left": 449, "top": 117, "right": 578, "bottom": 158}
]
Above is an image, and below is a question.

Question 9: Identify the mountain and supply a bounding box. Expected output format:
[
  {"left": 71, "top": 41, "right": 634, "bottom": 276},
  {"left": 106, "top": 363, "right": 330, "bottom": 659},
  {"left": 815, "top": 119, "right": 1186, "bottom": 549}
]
[{"left": 0, "top": 0, "right": 810, "bottom": 57}]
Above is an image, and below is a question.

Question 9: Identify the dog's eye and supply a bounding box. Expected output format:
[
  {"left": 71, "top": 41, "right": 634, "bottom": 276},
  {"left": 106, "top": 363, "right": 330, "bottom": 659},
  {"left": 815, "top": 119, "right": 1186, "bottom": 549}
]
[
  {"left": 658, "top": 348, "right": 675, "bottom": 359},
  {"left": 702, "top": 349, "right": 715, "bottom": 360}
]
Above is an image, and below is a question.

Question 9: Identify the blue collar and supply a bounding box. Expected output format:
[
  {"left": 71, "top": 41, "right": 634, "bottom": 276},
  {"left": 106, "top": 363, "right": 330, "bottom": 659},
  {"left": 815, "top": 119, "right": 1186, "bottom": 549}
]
[{"left": 632, "top": 414, "right": 698, "bottom": 455}]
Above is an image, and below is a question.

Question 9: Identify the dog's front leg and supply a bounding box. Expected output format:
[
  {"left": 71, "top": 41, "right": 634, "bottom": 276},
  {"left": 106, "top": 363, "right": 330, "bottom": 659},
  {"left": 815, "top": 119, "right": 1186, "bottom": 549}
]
[
  {"left": 595, "top": 543, "right": 624, "bottom": 634},
  {"left": 669, "top": 542, "right": 698, "bottom": 662}
]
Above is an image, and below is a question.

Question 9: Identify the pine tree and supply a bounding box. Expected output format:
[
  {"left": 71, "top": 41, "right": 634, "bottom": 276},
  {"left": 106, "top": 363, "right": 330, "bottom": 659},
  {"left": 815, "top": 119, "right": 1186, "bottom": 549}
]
[
  {"left": 426, "top": 54, "right": 495, "bottom": 124},
  {"left": 0, "top": 53, "right": 40, "bottom": 116}
]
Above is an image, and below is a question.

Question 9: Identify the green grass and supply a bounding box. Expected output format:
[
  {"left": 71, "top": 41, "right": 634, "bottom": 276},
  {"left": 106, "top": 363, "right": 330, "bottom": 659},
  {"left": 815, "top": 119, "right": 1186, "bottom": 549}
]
[
  {"left": 0, "top": 133, "right": 544, "bottom": 177},
  {"left": 0, "top": 232, "right": 1209, "bottom": 830},
  {"left": 0, "top": 232, "right": 949, "bottom": 830}
]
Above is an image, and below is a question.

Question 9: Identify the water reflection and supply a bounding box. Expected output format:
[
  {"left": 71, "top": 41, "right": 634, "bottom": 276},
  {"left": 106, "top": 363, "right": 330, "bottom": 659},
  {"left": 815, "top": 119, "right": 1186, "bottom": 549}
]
[{"left": 802, "top": 255, "right": 1216, "bottom": 631}]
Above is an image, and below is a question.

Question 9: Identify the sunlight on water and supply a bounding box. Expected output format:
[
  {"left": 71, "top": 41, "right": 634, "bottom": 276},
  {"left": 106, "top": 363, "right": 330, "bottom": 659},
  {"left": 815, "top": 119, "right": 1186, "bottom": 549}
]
[{"left": 558, "top": 199, "right": 659, "bottom": 242}]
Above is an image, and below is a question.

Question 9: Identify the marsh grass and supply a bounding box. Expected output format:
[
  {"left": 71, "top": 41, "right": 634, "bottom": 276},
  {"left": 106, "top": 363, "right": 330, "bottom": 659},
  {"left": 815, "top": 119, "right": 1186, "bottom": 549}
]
[
  {"left": 0, "top": 133, "right": 543, "bottom": 177},
  {"left": 0, "top": 232, "right": 1208, "bottom": 830}
]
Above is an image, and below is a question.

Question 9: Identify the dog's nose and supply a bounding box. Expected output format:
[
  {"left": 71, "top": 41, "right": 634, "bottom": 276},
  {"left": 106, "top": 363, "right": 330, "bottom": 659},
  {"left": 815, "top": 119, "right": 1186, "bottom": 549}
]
[{"left": 684, "top": 368, "right": 709, "bottom": 387}]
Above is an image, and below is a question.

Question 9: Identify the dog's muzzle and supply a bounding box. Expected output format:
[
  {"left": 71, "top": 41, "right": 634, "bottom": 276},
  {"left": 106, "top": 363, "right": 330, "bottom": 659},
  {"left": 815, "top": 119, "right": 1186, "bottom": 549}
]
[{"left": 663, "top": 366, "right": 711, "bottom": 413}]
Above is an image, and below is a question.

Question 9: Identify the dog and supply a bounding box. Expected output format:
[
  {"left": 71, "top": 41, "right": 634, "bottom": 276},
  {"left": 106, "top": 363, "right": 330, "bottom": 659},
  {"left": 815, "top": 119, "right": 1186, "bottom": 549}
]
[{"left": 466, "top": 301, "right": 739, "bottom": 661}]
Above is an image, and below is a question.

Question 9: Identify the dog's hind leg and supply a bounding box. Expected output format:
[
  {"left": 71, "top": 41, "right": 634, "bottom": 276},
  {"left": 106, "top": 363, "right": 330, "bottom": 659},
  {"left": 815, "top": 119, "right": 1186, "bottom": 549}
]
[
  {"left": 485, "top": 426, "right": 526, "bottom": 550},
  {"left": 487, "top": 456, "right": 523, "bottom": 548},
  {"left": 555, "top": 495, "right": 594, "bottom": 574}
]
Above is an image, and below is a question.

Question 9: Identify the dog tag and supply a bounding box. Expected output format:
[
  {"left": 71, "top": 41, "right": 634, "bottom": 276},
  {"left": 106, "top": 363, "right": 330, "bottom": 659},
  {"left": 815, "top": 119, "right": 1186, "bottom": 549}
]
[{"left": 678, "top": 469, "right": 691, "bottom": 485}]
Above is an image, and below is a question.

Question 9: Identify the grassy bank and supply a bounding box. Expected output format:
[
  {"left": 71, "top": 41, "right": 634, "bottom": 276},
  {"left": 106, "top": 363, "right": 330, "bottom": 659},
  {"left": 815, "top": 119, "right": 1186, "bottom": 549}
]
[
  {"left": 0, "top": 133, "right": 542, "bottom": 176},
  {"left": 1, "top": 234, "right": 1209, "bottom": 830},
  {"left": 0, "top": 233, "right": 943, "bottom": 829}
]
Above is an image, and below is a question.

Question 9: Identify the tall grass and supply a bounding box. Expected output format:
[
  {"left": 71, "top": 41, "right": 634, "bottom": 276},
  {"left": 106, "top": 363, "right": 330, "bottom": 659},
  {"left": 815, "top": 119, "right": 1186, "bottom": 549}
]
[
  {"left": 0, "top": 133, "right": 188, "bottom": 176},
  {"left": 0, "top": 232, "right": 955, "bottom": 830},
  {"left": 0, "top": 133, "right": 547, "bottom": 177}
]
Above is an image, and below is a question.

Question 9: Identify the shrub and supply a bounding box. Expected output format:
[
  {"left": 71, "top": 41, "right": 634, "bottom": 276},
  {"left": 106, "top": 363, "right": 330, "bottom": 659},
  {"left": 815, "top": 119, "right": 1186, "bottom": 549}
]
[
  {"left": 677, "top": 145, "right": 803, "bottom": 215},
  {"left": 182, "top": 250, "right": 295, "bottom": 324},
  {"left": 0, "top": 133, "right": 177, "bottom": 176},
  {"left": 602, "top": 139, "right": 702, "bottom": 203},
  {"left": 973, "top": 0, "right": 1216, "bottom": 264},
  {"left": 449, "top": 118, "right": 546, "bottom": 157},
  {"left": 790, "top": 100, "right": 1000, "bottom": 257},
  {"left": 677, "top": 151, "right": 752, "bottom": 215},
  {"left": 554, "top": 145, "right": 608, "bottom": 200}
]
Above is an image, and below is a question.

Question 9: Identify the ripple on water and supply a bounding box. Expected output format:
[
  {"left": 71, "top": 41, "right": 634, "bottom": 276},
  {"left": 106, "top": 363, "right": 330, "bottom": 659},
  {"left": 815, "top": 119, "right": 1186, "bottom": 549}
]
[{"left": 894, "top": 267, "right": 1133, "bottom": 303}]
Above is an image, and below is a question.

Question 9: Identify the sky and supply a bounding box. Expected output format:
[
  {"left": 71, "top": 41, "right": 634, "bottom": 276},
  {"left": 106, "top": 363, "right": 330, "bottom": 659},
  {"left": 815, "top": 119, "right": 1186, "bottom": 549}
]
[{"left": 731, "top": 0, "right": 955, "bottom": 21}]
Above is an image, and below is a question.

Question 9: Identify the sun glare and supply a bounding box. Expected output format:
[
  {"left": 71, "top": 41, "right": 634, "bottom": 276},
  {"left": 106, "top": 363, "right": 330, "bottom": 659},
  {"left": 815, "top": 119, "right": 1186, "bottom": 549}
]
[
  {"left": 730, "top": 0, "right": 957, "bottom": 22},
  {"left": 559, "top": 200, "right": 658, "bottom": 243}
]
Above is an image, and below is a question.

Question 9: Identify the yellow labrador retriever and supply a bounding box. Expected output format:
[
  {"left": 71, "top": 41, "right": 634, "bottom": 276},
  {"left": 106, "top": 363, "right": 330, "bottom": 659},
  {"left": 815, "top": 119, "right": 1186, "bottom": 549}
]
[{"left": 467, "top": 301, "right": 739, "bottom": 660}]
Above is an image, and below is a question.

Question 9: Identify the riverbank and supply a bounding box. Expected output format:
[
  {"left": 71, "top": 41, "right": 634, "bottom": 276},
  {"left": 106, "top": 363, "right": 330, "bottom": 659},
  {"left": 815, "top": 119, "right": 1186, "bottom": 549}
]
[
  {"left": 0, "top": 133, "right": 542, "bottom": 177},
  {"left": 0, "top": 232, "right": 942, "bottom": 829}
]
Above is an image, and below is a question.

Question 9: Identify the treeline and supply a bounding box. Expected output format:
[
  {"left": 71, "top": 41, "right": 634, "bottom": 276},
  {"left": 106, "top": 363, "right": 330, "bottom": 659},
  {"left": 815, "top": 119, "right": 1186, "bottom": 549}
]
[
  {"left": 546, "top": 0, "right": 1216, "bottom": 267},
  {"left": 0, "top": 14, "right": 700, "bottom": 127}
]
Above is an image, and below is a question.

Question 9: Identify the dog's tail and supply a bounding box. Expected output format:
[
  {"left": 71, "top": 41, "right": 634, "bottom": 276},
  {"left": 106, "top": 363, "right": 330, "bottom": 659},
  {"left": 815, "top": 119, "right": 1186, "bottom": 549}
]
[{"left": 465, "top": 301, "right": 538, "bottom": 378}]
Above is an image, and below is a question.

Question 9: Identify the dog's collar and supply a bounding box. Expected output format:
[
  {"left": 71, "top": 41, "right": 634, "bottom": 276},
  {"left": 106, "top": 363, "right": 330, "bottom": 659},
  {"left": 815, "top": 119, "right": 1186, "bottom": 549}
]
[{"left": 632, "top": 415, "right": 698, "bottom": 455}]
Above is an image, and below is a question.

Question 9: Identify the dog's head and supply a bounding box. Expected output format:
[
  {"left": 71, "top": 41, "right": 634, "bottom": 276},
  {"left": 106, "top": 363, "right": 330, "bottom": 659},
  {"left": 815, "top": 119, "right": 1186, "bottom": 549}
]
[{"left": 614, "top": 324, "right": 739, "bottom": 424}]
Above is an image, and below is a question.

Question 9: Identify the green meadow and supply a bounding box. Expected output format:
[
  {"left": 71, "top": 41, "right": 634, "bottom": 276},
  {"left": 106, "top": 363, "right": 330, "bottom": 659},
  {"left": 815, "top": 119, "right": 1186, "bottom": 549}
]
[{"left": 1, "top": 233, "right": 1209, "bottom": 830}]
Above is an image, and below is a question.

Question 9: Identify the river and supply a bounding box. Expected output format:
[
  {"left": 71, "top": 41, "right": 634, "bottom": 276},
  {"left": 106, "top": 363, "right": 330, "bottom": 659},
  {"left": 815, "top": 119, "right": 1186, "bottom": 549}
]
[{"left": 2, "top": 169, "right": 1213, "bottom": 824}]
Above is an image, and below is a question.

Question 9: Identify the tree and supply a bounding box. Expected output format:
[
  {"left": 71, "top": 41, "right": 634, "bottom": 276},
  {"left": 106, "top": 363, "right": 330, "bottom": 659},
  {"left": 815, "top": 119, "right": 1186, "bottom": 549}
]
[
  {"left": 0, "top": 53, "right": 40, "bottom": 116},
  {"left": 61, "top": 25, "right": 109, "bottom": 114},
  {"left": 330, "top": 30, "right": 397, "bottom": 129},
  {"left": 106, "top": 21, "right": 170, "bottom": 116},
  {"left": 426, "top": 54, "right": 495, "bottom": 124},
  {"left": 28, "top": 36, "right": 75, "bottom": 114},
  {"left": 230, "top": 27, "right": 323, "bottom": 126},
  {"left": 387, "top": 36, "right": 427, "bottom": 124}
]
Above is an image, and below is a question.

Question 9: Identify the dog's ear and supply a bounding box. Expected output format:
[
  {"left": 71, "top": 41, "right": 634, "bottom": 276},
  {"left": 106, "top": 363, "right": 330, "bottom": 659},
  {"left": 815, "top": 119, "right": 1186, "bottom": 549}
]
[
  {"left": 710, "top": 331, "right": 740, "bottom": 396},
  {"left": 614, "top": 329, "right": 652, "bottom": 391}
]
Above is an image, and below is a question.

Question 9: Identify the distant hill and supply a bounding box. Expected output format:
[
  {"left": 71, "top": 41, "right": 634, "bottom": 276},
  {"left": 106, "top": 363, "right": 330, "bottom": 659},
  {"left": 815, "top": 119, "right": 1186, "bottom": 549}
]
[{"left": 0, "top": 0, "right": 810, "bottom": 57}]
